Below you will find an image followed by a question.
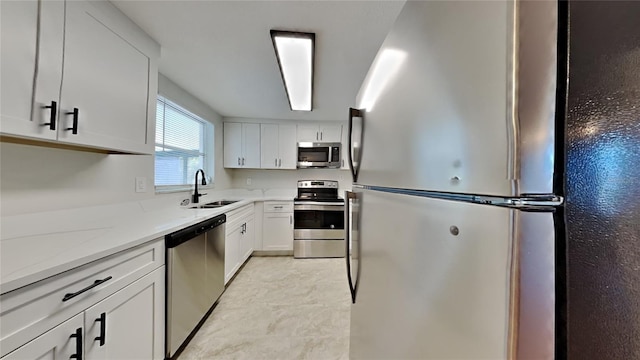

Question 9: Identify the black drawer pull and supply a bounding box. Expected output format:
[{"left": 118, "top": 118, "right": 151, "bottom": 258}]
[
  {"left": 69, "top": 327, "right": 83, "bottom": 360},
  {"left": 94, "top": 312, "right": 106, "bottom": 346},
  {"left": 66, "top": 108, "right": 79, "bottom": 134},
  {"left": 42, "top": 100, "right": 57, "bottom": 130},
  {"left": 62, "top": 276, "right": 112, "bottom": 302}
]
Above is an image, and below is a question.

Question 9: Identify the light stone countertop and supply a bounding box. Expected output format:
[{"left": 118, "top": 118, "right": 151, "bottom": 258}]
[{"left": 0, "top": 188, "right": 297, "bottom": 294}]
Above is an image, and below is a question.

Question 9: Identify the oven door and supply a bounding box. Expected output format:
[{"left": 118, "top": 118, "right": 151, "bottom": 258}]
[{"left": 294, "top": 203, "right": 345, "bottom": 239}]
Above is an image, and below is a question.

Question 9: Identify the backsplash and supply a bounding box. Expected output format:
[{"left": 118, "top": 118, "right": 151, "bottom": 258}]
[{"left": 230, "top": 168, "right": 352, "bottom": 191}]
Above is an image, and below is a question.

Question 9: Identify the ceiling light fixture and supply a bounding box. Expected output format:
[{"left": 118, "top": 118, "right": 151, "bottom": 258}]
[{"left": 270, "top": 30, "right": 315, "bottom": 111}]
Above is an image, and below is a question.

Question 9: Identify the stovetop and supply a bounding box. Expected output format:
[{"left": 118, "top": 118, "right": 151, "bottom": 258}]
[{"left": 295, "top": 180, "right": 342, "bottom": 203}]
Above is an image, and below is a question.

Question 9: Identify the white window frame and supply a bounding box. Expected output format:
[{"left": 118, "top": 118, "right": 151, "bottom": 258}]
[{"left": 155, "top": 95, "right": 215, "bottom": 193}]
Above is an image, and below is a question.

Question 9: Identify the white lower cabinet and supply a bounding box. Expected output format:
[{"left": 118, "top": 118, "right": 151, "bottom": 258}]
[
  {"left": 225, "top": 224, "right": 242, "bottom": 284},
  {"left": 3, "top": 313, "right": 84, "bottom": 360},
  {"left": 262, "top": 201, "right": 294, "bottom": 251},
  {"left": 4, "top": 268, "right": 164, "bottom": 360},
  {"left": 225, "top": 204, "right": 255, "bottom": 284},
  {"left": 0, "top": 240, "right": 165, "bottom": 360},
  {"left": 241, "top": 217, "right": 255, "bottom": 261},
  {"left": 84, "top": 268, "right": 164, "bottom": 360}
]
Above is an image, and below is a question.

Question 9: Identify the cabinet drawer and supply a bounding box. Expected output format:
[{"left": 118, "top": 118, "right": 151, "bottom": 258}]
[
  {"left": 226, "top": 203, "right": 255, "bottom": 231},
  {"left": 0, "top": 239, "right": 164, "bottom": 357},
  {"left": 264, "top": 201, "right": 293, "bottom": 213}
]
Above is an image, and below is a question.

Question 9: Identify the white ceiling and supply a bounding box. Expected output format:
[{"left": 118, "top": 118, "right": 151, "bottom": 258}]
[{"left": 112, "top": 0, "right": 405, "bottom": 121}]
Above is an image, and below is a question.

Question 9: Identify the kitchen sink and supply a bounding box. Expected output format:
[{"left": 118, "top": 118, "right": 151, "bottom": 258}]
[
  {"left": 205, "top": 200, "right": 239, "bottom": 206},
  {"left": 191, "top": 200, "right": 239, "bottom": 209}
]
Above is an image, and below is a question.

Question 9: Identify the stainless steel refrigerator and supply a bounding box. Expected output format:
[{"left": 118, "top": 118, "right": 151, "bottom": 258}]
[
  {"left": 345, "top": 0, "right": 640, "bottom": 359},
  {"left": 345, "top": 0, "right": 640, "bottom": 358}
]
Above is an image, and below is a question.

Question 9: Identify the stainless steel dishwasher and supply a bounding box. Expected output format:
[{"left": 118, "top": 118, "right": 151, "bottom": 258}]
[{"left": 165, "top": 214, "right": 225, "bottom": 359}]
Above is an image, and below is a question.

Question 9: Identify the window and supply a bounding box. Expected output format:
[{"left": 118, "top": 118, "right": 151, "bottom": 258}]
[{"left": 155, "top": 96, "right": 212, "bottom": 187}]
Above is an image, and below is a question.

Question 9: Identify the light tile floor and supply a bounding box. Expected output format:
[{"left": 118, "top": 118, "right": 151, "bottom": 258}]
[{"left": 179, "top": 256, "right": 351, "bottom": 360}]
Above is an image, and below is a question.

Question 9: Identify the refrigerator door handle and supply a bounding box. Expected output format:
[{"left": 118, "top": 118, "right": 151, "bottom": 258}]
[
  {"left": 348, "top": 108, "right": 363, "bottom": 183},
  {"left": 360, "top": 185, "right": 564, "bottom": 212},
  {"left": 345, "top": 190, "right": 357, "bottom": 303}
]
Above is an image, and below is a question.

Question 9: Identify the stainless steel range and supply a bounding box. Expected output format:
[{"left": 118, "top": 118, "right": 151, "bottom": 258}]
[{"left": 293, "top": 180, "right": 345, "bottom": 258}]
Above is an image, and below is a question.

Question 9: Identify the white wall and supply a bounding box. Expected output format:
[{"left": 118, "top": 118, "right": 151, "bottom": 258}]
[
  {"left": 0, "top": 143, "right": 155, "bottom": 216},
  {"left": 0, "top": 74, "right": 229, "bottom": 216},
  {"left": 230, "top": 169, "right": 352, "bottom": 191}
]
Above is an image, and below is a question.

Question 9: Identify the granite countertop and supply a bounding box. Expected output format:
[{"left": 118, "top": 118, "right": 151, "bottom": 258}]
[{"left": 0, "top": 188, "right": 297, "bottom": 294}]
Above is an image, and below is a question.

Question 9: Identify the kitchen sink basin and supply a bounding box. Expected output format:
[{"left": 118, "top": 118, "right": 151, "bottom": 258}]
[
  {"left": 191, "top": 200, "right": 239, "bottom": 209},
  {"left": 205, "top": 200, "right": 239, "bottom": 206}
]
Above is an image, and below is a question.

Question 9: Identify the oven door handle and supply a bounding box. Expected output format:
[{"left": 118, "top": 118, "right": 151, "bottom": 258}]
[{"left": 294, "top": 203, "right": 345, "bottom": 211}]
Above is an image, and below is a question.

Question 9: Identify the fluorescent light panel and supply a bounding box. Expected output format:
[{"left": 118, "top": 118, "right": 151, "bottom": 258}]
[{"left": 271, "top": 30, "right": 314, "bottom": 111}]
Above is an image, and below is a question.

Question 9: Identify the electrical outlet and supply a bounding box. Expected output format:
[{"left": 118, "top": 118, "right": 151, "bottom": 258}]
[
  {"left": 246, "top": 178, "right": 252, "bottom": 185},
  {"left": 135, "top": 177, "right": 147, "bottom": 193}
]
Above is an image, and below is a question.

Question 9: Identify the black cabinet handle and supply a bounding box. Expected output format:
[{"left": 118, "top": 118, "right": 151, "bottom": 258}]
[
  {"left": 66, "top": 108, "right": 79, "bottom": 134},
  {"left": 94, "top": 312, "right": 106, "bottom": 346},
  {"left": 69, "top": 327, "right": 83, "bottom": 360},
  {"left": 62, "top": 276, "right": 112, "bottom": 302},
  {"left": 42, "top": 101, "right": 57, "bottom": 130}
]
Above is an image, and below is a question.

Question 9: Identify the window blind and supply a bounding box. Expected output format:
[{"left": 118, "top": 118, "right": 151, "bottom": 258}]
[{"left": 155, "top": 97, "right": 207, "bottom": 186}]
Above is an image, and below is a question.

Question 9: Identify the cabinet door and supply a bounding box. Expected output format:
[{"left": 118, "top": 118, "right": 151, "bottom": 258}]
[
  {"left": 84, "top": 267, "right": 164, "bottom": 360},
  {"left": 262, "top": 213, "right": 294, "bottom": 251},
  {"left": 224, "top": 122, "right": 242, "bottom": 168},
  {"left": 241, "top": 218, "right": 255, "bottom": 262},
  {"left": 225, "top": 225, "right": 242, "bottom": 284},
  {"left": 3, "top": 313, "right": 83, "bottom": 360},
  {"left": 58, "top": 0, "right": 150, "bottom": 153},
  {"left": 0, "top": 0, "right": 63, "bottom": 141},
  {"left": 260, "top": 124, "right": 279, "bottom": 169},
  {"left": 319, "top": 124, "right": 342, "bottom": 142},
  {"left": 297, "top": 124, "right": 319, "bottom": 142},
  {"left": 242, "top": 123, "right": 261, "bottom": 168},
  {"left": 278, "top": 124, "right": 297, "bottom": 169}
]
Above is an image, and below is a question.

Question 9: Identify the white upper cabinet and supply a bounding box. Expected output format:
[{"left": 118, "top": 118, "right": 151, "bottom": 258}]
[
  {"left": 279, "top": 124, "right": 297, "bottom": 169},
  {"left": 0, "top": 0, "right": 158, "bottom": 154},
  {"left": 319, "top": 124, "right": 342, "bottom": 142},
  {"left": 57, "top": 0, "right": 152, "bottom": 153},
  {"left": 260, "top": 124, "right": 279, "bottom": 169},
  {"left": 0, "top": 0, "right": 63, "bottom": 141},
  {"left": 296, "top": 124, "right": 320, "bottom": 142},
  {"left": 224, "top": 123, "right": 261, "bottom": 168},
  {"left": 243, "top": 124, "right": 261, "bottom": 168},
  {"left": 260, "top": 124, "right": 296, "bottom": 169},
  {"left": 296, "top": 124, "right": 342, "bottom": 142},
  {"left": 224, "top": 122, "right": 243, "bottom": 168}
]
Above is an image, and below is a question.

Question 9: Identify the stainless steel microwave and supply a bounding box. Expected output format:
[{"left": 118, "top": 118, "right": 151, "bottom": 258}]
[{"left": 297, "top": 142, "right": 341, "bottom": 168}]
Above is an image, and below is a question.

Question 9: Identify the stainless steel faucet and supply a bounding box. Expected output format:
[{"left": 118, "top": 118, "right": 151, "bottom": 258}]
[{"left": 192, "top": 169, "right": 207, "bottom": 204}]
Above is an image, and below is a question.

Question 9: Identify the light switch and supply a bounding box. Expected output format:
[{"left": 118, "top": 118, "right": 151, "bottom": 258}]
[
  {"left": 246, "top": 178, "right": 252, "bottom": 185},
  {"left": 135, "top": 177, "right": 147, "bottom": 193}
]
